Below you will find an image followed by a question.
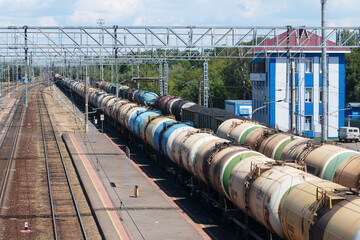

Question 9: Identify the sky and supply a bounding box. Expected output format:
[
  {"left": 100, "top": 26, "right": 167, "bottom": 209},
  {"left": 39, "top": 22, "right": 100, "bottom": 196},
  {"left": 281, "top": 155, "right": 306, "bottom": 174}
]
[{"left": 0, "top": 0, "right": 358, "bottom": 27}]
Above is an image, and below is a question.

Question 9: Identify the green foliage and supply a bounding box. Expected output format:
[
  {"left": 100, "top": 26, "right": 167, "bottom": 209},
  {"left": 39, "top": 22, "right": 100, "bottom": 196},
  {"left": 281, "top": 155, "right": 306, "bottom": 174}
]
[
  {"left": 337, "top": 30, "right": 357, "bottom": 46},
  {"left": 222, "top": 58, "right": 252, "bottom": 100},
  {"left": 170, "top": 61, "right": 202, "bottom": 103},
  {"left": 345, "top": 48, "right": 360, "bottom": 102},
  {"left": 65, "top": 58, "right": 253, "bottom": 108}
]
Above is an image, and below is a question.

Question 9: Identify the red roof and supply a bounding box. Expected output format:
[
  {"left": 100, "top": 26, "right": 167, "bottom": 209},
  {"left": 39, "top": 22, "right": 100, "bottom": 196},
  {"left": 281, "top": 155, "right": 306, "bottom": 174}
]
[{"left": 252, "top": 29, "right": 350, "bottom": 53}]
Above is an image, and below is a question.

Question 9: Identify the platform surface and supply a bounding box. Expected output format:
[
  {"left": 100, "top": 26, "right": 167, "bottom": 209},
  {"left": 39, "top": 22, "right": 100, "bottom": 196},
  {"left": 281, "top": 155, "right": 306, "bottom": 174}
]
[{"left": 63, "top": 132, "right": 210, "bottom": 240}]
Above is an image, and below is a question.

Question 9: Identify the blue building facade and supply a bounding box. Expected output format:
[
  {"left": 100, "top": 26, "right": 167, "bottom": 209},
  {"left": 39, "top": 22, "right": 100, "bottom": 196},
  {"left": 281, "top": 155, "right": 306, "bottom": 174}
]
[
  {"left": 345, "top": 102, "right": 360, "bottom": 119},
  {"left": 225, "top": 100, "right": 252, "bottom": 118},
  {"left": 250, "top": 32, "right": 348, "bottom": 138}
]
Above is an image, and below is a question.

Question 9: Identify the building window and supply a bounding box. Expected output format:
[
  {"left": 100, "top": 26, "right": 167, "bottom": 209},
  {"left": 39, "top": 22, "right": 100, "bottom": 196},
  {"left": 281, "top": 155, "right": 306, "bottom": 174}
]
[
  {"left": 295, "top": 87, "right": 298, "bottom": 103},
  {"left": 305, "top": 58, "right": 313, "bottom": 73},
  {"left": 319, "top": 87, "right": 322, "bottom": 102},
  {"left": 305, "top": 88, "right": 312, "bottom": 103},
  {"left": 250, "top": 59, "right": 266, "bottom": 73},
  {"left": 305, "top": 116, "right": 312, "bottom": 131}
]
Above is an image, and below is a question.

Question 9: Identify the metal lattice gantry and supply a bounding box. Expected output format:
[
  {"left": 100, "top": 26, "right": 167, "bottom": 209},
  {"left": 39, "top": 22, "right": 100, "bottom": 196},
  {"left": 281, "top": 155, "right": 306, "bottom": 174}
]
[
  {"left": 0, "top": 25, "right": 360, "bottom": 62},
  {"left": 203, "top": 60, "right": 209, "bottom": 107}
]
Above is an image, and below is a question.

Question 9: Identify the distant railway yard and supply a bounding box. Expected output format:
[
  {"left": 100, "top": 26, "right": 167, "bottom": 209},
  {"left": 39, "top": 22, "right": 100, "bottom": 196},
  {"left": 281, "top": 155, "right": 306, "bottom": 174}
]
[{"left": 0, "top": 75, "right": 357, "bottom": 240}]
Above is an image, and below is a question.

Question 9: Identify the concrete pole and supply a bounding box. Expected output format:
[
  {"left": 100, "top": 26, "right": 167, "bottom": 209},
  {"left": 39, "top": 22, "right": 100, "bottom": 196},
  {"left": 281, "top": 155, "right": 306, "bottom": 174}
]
[
  {"left": 285, "top": 27, "right": 291, "bottom": 104},
  {"left": 24, "top": 26, "right": 28, "bottom": 107},
  {"left": 93, "top": 61, "right": 96, "bottom": 83},
  {"left": 79, "top": 59, "right": 82, "bottom": 83},
  {"left": 7, "top": 65, "right": 10, "bottom": 97},
  {"left": 115, "top": 54, "right": 118, "bottom": 106},
  {"left": 16, "top": 63, "right": 18, "bottom": 91},
  {"left": 47, "top": 65, "right": 50, "bottom": 90},
  {"left": 76, "top": 62, "right": 79, "bottom": 82},
  {"left": 0, "top": 62, "right": 3, "bottom": 99},
  {"left": 321, "top": 0, "right": 328, "bottom": 142},
  {"left": 290, "top": 59, "right": 296, "bottom": 133},
  {"left": 12, "top": 64, "right": 15, "bottom": 86},
  {"left": 137, "top": 64, "right": 140, "bottom": 89},
  {"left": 85, "top": 65, "right": 88, "bottom": 133},
  {"left": 100, "top": 63, "right": 104, "bottom": 81},
  {"left": 0, "top": 63, "right": 2, "bottom": 99},
  {"left": 111, "top": 63, "right": 114, "bottom": 83},
  {"left": 198, "top": 78, "right": 201, "bottom": 106},
  {"left": 114, "top": 25, "right": 119, "bottom": 108}
]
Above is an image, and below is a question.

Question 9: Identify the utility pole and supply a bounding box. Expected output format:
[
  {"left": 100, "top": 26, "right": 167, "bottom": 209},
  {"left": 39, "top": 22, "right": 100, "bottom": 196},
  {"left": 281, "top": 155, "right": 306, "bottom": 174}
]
[
  {"left": 93, "top": 60, "right": 96, "bottom": 83},
  {"left": 97, "top": 19, "right": 105, "bottom": 83},
  {"left": 198, "top": 78, "right": 201, "bottom": 106},
  {"left": 16, "top": 62, "right": 18, "bottom": 91},
  {"left": 100, "top": 63, "right": 103, "bottom": 81},
  {"left": 137, "top": 64, "right": 140, "bottom": 89},
  {"left": 321, "top": 0, "right": 328, "bottom": 142},
  {"left": 79, "top": 59, "right": 82, "bottom": 82},
  {"left": 114, "top": 25, "right": 119, "bottom": 108},
  {"left": 286, "top": 26, "right": 291, "bottom": 103},
  {"left": 85, "top": 65, "right": 88, "bottom": 133},
  {"left": 47, "top": 65, "right": 50, "bottom": 90},
  {"left": 0, "top": 61, "right": 2, "bottom": 99},
  {"left": 24, "top": 25, "right": 28, "bottom": 108},
  {"left": 111, "top": 63, "right": 114, "bottom": 83},
  {"left": 290, "top": 59, "right": 296, "bottom": 133},
  {"left": 7, "top": 65, "right": 9, "bottom": 97}
]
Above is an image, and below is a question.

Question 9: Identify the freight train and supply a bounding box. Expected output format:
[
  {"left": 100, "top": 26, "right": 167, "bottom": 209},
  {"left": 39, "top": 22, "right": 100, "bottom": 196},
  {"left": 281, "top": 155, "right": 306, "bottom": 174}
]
[
  {"left": 56, "top": 75, "right": 360, "bottom": 240},
  {"left": 96, "top": 80, "right": 246, "bottom": 124},
  {"left": 217, "top": 119, "right": 360, "bottom": 189},
  {"left": 96, "top": 81, "right": 360, "bottom": 189}
]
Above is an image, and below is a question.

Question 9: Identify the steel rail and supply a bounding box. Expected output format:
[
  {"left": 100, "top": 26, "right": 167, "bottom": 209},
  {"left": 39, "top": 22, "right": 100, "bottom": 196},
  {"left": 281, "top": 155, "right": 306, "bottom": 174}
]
[
  {"left": 38, "top": 91, "right": 58, "bottom": 240},
  {"left": 39, "top": 87, "right": 88, "bottom": 240}
]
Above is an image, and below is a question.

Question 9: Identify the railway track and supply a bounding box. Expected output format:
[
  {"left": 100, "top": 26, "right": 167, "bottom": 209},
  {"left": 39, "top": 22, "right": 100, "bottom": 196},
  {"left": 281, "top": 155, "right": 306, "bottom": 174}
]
[
  {"left": 0, "top": 90, "right": 26, "bottom": 206},
  {"left": 37, "top": 86, "right": 87, "bottom": 239},
  {"left": 0, "top": 84, "right": 88, "bottom": 239}
]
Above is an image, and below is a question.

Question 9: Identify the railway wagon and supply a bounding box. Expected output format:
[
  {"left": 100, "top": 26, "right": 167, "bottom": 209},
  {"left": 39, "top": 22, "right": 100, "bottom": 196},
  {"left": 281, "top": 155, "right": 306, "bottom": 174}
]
[{"left": 182, "top": 104, "right": 246, "bottom": 132}]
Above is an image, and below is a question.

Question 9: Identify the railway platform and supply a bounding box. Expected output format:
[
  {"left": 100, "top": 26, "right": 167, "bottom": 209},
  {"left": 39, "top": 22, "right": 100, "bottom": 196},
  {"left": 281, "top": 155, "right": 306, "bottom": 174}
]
[{"left": 62, "top": 132, "right": 211, "bottom": 240}]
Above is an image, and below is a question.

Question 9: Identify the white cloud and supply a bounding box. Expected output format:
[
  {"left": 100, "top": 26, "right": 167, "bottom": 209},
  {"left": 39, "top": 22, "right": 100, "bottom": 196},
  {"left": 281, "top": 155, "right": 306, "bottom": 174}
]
[
  {"left": 330, "top": 0, "right": 360, "bottom": 12},
  {"left": 0, "top": 0, "right": 357, "bottom": 27},
  {"left": 68, "top": 0, "right": 145, "bottom": 24},
  {"left": 36, "top": 17, "right": 57, "bottom": 26},
  {"left": 234, "top": 0, "right": 289, "bottom": 20},
  {"left": 134, "top": 17, "right": 143, "bottom": 26},
  {"left": 0, "top": 0, "right": 53, "bottom": 11}
]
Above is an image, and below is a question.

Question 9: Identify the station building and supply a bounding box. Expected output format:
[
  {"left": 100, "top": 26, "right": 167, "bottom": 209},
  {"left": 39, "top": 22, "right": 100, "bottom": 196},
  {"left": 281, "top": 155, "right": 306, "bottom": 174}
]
[{"left": 250, "top": 29, "right": 349, "bottom": 138}]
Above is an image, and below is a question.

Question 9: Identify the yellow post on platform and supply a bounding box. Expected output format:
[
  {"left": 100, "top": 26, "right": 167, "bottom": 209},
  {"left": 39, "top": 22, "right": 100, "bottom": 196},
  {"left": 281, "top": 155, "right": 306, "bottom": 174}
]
[{"left": 134, "top": 185, "right": 139, "bottom": 197}]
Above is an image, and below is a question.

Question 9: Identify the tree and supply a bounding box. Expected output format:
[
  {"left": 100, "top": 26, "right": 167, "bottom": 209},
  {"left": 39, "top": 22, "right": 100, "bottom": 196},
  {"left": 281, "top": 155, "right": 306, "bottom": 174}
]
[
  {"left": 222, "top": 58, "right": 252, "bottom": 100},
  {"left": 345, "top": 48, "right": 360, "bottom": 102}
]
